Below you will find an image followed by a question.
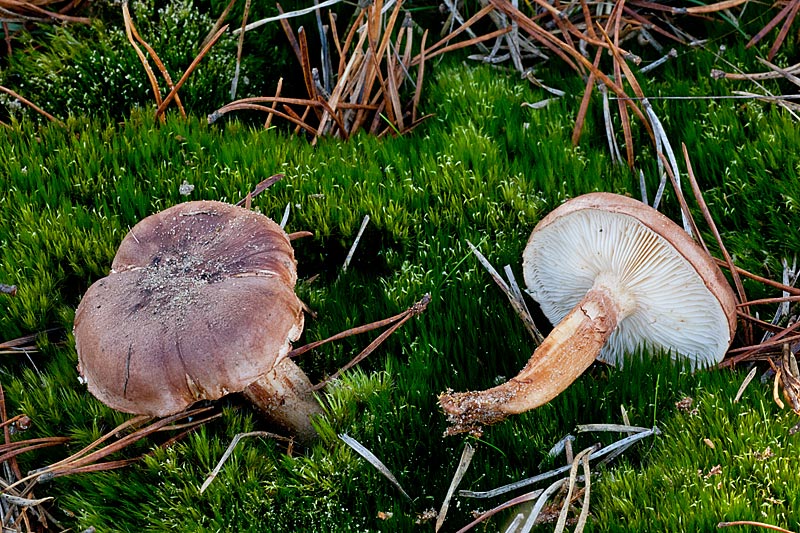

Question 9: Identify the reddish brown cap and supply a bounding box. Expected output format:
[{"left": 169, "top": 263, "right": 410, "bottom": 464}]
[{"left": 74, "top": 200, "right": 304, "bottom": 416}]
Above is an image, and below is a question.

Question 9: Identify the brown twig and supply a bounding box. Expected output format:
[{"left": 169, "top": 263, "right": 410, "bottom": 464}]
[
  {"left": 123, "top": 0, "right": 186, "bottom": 119},
  {"left": 682, "top": 144, "right": 751, "bottom": 343},
  {"left": 234, "top": 174, "right": 284, "bottom": 207},
  {"left": 718, "top": 520, "right": 796, "bottom": 533},
  {"left": 122, "top": 0, "right": 165, "bottom": 123},
  {"left": 0, "top": 85, "right": 64, "bottom": 125},
  {"left": 289, "top": 294, "right": 429, "bottom": 360},
  {"left": 154, "top": 24, "right": 230, "bottom": 121},
  {"left": 746, "top": 0, "right": 800, "bottom": 60},
  {"left": 714, "top": 259, "right": 800, "bottom": 296}
]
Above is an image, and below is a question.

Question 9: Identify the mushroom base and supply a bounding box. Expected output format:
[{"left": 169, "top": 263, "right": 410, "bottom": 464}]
[
  {"left": 243, "top": 358, "right": 324, "bottom": 444},
  {"left": 439, "top": 286, "right": 620, "bottom": 436}
]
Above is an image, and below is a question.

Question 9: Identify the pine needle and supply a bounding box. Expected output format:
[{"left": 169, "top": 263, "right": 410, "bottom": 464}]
[{"left": 339, "top": 433, "right": 411, "bottom": 500}]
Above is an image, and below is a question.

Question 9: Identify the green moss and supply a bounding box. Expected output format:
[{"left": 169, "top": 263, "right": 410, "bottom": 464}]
[{"left": 1, "top": 37, "right": 799, "bottom": 531}]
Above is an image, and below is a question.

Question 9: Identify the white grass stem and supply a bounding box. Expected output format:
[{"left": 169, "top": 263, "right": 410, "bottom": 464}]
[
  {"left": 554, "top": 447, "right": 594, "bottom": 533},
  {"left": 504, "top": 513, "right": 526, "bottom": 533},
  {"left": 733, "top": 366, "right": 758, "bottom": 403},
  {"left": 467, "top": 241, "right": 543, "bottom": 344},
  {"left": 577, "top": 423, "right": 650, "bottom": 433},
  {"left": 339, "top": 433, "right": 411, "bottom": 500},
  {"left": 518, "top": 478, "right": 566, "bottom": 533},
  {"left": 435, "top": 442, "right": 475, "bottom": 532},
  {"left": 460, "top": 427, "right": 660, "bottom": 499},
  {"left": 200, "top": 431, "right": 290, "bottom": 493},
  {"left": 279, "top": 203, "right": 291, "bottom": 229},
  {"left": 342, "top": 214, "right": 370, "bottom": 273},
  {"left": 644, "top": 98, "right": 692, "bottom": 236},
  {"left": 639, "top": 169, "right": 649, "bottom": 204},
  {"left": 234, "top": 0, "right": 343, "bottom": 34}
]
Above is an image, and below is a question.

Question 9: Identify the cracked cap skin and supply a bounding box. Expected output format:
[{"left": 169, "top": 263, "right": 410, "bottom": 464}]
[{"left": 74, "top": 200, "right": 304, "bottom": 416}]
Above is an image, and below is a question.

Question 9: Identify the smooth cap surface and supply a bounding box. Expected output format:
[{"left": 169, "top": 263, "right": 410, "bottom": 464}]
[
  {"left": 522, "top": 192, "right": 736, "bottom": 367},
  {"left": 74, "top": 200, "right": 304, "bottom": 416}
]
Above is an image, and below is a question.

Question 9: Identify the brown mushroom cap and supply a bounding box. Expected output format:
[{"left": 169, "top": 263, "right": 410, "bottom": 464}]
[{"left": 74, "top": 200, "right": 304, "bottom": 416}]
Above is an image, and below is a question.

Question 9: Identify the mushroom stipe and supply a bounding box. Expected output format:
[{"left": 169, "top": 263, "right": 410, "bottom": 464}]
[{"left": 439, "top": 193, "right": 737, "bottom": 436}]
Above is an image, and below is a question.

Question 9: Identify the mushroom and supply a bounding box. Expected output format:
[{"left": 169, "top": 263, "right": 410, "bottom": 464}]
[
  {"left": 74, "top": 200, "right": 322, "bottom": 442},
  {"left": 440, "top": 192, "right": 737, "bottom": 434}
]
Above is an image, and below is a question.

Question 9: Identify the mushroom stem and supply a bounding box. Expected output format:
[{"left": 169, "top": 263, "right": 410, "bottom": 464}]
[
  {"left": 243, "top": 358, "right": 324, "bottom": 444},
  {"left": 439, "top": 285, "right": 621, "bottom": 435}
]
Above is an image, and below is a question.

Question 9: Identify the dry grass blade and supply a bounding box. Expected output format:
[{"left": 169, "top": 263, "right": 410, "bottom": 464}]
[
  {"left": 384, "top": 46, "right": 404, "bottom": 131},
  {"left": 756, "top": 58, "right": 800, "bottom": 89},
  {"left": 0, "top": 493, "right": 51, "bottom": 507},
  {"left": 733, "top": 366, "right": 758, "bottom": 403},
  {"left": 436, "top": 442, "right": 475, "bottom": 532},
  {"left": 211, "top": 101, "right": 321, "bottom": 136},
  {"left": 715, "top": 259, "right": 800, "bottom": 296},
  {"left": 0, "top": 333, "right": 42, "bottom": 352},
  {"left": 0, "top": 0, "right": 89, "bottom": 23},
  {"left": 517, "top": 477, "right": 567, "bottom": 533},
  {"left": 713, "top": 62, "right": 800, "bottom": 81},
  {"left": 460, "top": 429, "right": 659, "bottom": 499},
  {"left": 296, "top": 27, "right": 322, "bottom": 123},
  {"left": 577, "top": 423, "right": 650, "bottom": 433},
  {"left": 739, "top": 295, "right": 800, "bottom": 307},
  {"left": 657, "top": 151, "right": 701, "bottom": 245},
  {"left": 0, "top": 383, "right": 23, "bottom": 483},
  {"left": 0, "top": 437, "right": 70, "bottom": 464},
  {"left": 726, "top": 322, "right": 800, "bottom": 358},
  {"left": 290, "top": 294, "right": 429, "bottom": 361},
  {"left": 201, "top": 0, "right": 236, "bottom": 49},
  {"left": 3, "top": 407, "right": 215, "bottom": 494},
  {"left": 681, "top": 144, "right": 750, "bottom": 341},
  {"left": 123, "top": 0, "right": 186, "bottom": 119},
  {"left": 574, "top": 453, "right": 591, "bottom": 533},
  {"left": 571, "top": 47, "right": 603, "bottom": 147},
  {"left": 200, "top": 431, "right": 292, "bottom": 493},
  {"left": 264, "top": 77, "right": 283, "bottom": 129},
  {"left": 234, "top": 0, "right": 343, "bottom": 34},
  {"left": 681, "top": 0, "right": 747, "bottom": 14},
  {"left": 339, "top": 433, "right": 411, "bottom": 500}
]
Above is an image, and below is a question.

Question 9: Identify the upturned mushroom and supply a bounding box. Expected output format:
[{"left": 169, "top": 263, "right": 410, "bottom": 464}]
[
  {"left": 440, "top": 192, "right": 737, "bottom": 434},
  {"left": 74, "top": 200, "right": 322, "bottom": 442}
]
